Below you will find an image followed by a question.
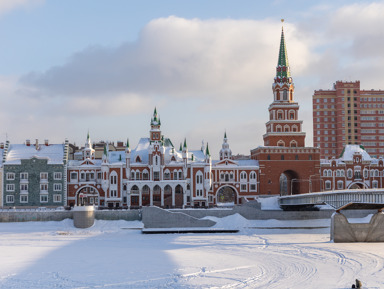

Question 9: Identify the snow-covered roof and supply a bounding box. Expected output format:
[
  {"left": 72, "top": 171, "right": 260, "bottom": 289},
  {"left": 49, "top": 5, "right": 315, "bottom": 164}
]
[
  {"left": 108, "top": 151, "right": 125, "bottom": 164},
  {"left": 340, "top": 145, "right": 372, "bottom": 161},
  {"left": 212, "top": 159, "right": 259, "bottom": 167},
  {"left": 131, "top": 138, "right": 150, "bottom": 164},
  {"left": 68, "top": 159, "right": 102, "bottom": 167},
  {"left": 4, "top": 144, "right": 66, "bottom": 165}
]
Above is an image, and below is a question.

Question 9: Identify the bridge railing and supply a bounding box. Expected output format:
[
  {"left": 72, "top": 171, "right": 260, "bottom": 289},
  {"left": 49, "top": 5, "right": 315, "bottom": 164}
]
[{"left": 279, "top": 189, "right": 384, "bottom": 210}]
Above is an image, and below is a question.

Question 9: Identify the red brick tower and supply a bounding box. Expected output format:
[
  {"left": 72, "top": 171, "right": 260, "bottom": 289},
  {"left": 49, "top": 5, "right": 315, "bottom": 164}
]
[
  {"left": 251, "top": 21, "right": 321, "bottom": 196},
  {"left": 263, "top": 23, "right": 306, "bottom": 147}
]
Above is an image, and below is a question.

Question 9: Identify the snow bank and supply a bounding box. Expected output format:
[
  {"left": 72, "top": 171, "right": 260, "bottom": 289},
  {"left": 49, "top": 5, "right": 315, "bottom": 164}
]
[{"left": 257, "top": 196, "right": 282, "bottom": 210}]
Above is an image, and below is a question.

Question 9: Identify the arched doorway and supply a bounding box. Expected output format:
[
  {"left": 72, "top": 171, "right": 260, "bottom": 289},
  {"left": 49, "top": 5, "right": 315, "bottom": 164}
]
[
  {"left": 142, "top": 185, "right": 150, "bottom": 206},
  {"left": 217, "top": 186, "right": 237, "bottom": 205},
  {"left": 76, "top": 186, "right": 100, "bottom": 206},
  {"left": 164, "top": 185, "right": 172, "bottom": 208},
  {"left": 130, "top": 185, "right": 140, "bottom": 207},
  {"left": 153, "top": 185, "right": 161, "bottom": 207},
  {"left": 175, "top": 185, "right": 184, "bottom": 208},
  {"left": 348, "top": 182, "right": 367, "bottom": 189},
  {"left": 280, "top": 170, "right": 300, "bottom": 195}
]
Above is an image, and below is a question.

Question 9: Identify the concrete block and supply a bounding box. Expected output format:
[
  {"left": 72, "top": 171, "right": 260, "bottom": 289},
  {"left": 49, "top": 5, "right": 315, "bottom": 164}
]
[
  {"left": 331, "top": 211, "right": 384, "bottom": 242},
  {"left": 142, "top": 206, "right": 216, "bottom": 228},
  {"left": 73, "top": 206, "right": 95, "bottom": 228}
]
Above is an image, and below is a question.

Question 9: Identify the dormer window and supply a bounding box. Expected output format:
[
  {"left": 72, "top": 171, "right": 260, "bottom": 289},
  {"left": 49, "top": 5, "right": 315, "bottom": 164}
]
[{"left": 136, "top": 156, "right": 141, "bottom": 163}]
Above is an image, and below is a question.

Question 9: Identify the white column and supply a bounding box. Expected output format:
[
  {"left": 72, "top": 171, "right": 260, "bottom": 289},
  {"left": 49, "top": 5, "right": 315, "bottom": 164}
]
[
  {"left": 172, "top": 185, "right": 175, "bottom": 207},
  {"left": 150, "top": 186, "right": 153, "bottom": 206},
  {"left": 139, "top": 188, "right": 142, "bottom": 207},
  {"left": 161, "top": 187, "right": 164, "bottom": 207}
]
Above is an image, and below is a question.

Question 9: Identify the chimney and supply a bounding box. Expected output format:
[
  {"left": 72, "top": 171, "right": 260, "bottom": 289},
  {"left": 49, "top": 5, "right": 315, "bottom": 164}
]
[
  {"left": 35, "top": 139, "right": 39, "bottom": 150},
  {"left": 45, "top": 139, "right": 49, "bottom": 146},
  {"left": 26, "top": 139, "right": 30, "bottom": 146}
]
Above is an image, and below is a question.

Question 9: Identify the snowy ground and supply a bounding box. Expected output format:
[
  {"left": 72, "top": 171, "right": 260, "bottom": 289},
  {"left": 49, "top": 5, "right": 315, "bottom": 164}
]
[{"left": 0, "top": 215, "right": 383, "bottom": 289}]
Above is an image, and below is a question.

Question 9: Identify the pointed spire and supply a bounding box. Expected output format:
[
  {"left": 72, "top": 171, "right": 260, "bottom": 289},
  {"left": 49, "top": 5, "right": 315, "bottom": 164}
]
[
  {"left": 275, "top": 19, "right": 292, "bottom": 84},
  {"left": 126, "top": 138, "right": 130, "bottom": 149},
  {"left": 183, "top": 138, "right": 187, "bottom": 149},
  {"left": 224, "top": 131, "right": 227, "bottom": 139},
  {"left": 87, "top": 130, "right": 90, "bottom": 141},
  {"left": 179, "top": 143, "right": 182, "bottom": 151},
  {"left": 103, "top": 143, "right": 107, "bottom": 156},
  {"left": 205, "top": 142, "right": 210, "bottom": 156}
]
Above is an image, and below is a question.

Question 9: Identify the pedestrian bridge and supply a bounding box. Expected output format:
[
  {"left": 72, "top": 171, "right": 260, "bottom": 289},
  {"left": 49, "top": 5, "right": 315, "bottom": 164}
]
[{"left": 278, "top": 189, "right": 384, "bottom": 211}]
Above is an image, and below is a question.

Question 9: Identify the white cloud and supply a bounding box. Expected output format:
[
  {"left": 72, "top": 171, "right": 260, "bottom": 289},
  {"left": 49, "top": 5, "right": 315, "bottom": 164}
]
[
  {"left": 8, "top": 3, "right": 384, "bottom": 153},
  {"left": 21, "top": 17, "right": 311, "bottom": 104},
  {"left": 0, "top": 0, "right": 43, "bottom": 16}
]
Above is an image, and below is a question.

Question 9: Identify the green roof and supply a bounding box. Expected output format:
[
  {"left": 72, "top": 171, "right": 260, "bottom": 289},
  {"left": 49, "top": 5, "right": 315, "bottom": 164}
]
[{"left": 276, "top": 26, "right": 291, "bottom": 82}]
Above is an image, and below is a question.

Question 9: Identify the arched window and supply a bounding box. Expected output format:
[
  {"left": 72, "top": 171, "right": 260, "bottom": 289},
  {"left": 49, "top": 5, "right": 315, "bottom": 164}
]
[
  {"left": 337, "top": 181, "right": 343, "bottom": 190},
  {"left": 292, "top": 125, "right": 298, "bottom": 132},
  {"left": 135, "top": 156, "right": 141, "bottom": 163},
  {"left": 364, "top": 169, "right": 368, "bottom": 178},
  {"left": 325, "top": 180, "right": 332, "bottom": 190},
  {"left": 142, "top": 169, "right": 149, "bottom": 180},
  {"left": 164, "top": 169, "right": 170, "bottom": 180},
  {"left": 289, "top": 110, "right": 295, "bottom": 120},
  {"left": 323, "top": 170, "right": 328, "bottom": 177},
  {"left": 196, "top": 171, "right": 203, "bottom": 184},
  {"left": 276, "top": 125, "right": 282, "bottom": 132},
  {"left": 372, "top": 180, "right": 379, "bottom": 188},
  {"left": 130, "top": 185, "right": 139, "bottom": 194},
  {"left": 225, "top": 173, "right": 229, "bottom": 182},
  {"left": 136, "top": 171, "right": 140, "bottom": 180},
  {"left": 284, "top": 125, "right": 290, "bottom": 132},
  {"left": 277, "top": 110, "right": 283, "bottom": 120},
  {"left": 277, "top": 140, "right": 285, "bottom": 147},
  {"left": 240, "top": 172, "right": 247, "bottom": 182},
  {"left": 110, "top": 171, "right": 118, "bottom": 185},
  {"left": 347, "top": 169, "right": 353, "bottom": 179},
  {"left": 290, "top": 140, "right": 297, "bottom": 147},
  {"left": 250, "top": 171, "right": 257, "bottom": 182},
  {"left": 375, "top": 170, "right": 379, "bottom": 177}
]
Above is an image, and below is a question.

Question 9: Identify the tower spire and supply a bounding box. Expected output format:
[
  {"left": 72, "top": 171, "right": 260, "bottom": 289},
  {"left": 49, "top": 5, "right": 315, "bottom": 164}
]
[{"left": 275, "top": 19, "right": 292, "bottom": 85}]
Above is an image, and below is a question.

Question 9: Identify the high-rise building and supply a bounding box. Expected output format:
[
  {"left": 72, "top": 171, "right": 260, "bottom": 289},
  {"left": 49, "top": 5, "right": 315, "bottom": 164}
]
[{"left": 313, "top": 81, "right": 384, "bottom": 159}]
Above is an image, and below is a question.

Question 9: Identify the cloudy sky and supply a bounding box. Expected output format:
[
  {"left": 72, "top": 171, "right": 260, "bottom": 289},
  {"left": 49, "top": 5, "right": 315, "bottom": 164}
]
[{"left": 0, "top": 0, "right": 383, "bottom": 157}]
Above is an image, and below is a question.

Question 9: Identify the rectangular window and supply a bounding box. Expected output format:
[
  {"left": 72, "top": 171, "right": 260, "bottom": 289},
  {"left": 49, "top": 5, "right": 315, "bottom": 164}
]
[
  {"left": 20, "top": 195, "right": 28, "bottom": 203},
  {"left": 250, "top": 184, "right": 256, "bottom": 191},
  {"left": 70, "top": 172, "right": 78, "bottom": 181},
  {"left": 40, "top": 172, "right": 48, "bottom": 180},
  {"left": 20, "top": 172, "right": 28, "bottom": 180},
  {"left": 6, "top": 184, "right": 15, "bottom": 192},
  {"left": 240, "top": 184, "right": 247, "bottom": 191},
  {"left": 154, "top": 172, "right": 160, "bottom": 180},
  {"left": 40, "top": 195, "right": 48, "bottom": 203},
  {"left": 20, "top": 184, "right": 28, "bottom": 192},
  {"left": 54, "top": 172, "right": 62, "bottom": 180},
  {"left": 53, "top": 183, "right": 62, "bottom": 191},
  {"left": 6, "top": 195, "right": 14, "bottom": 203},
  {"left": 53, "top": 194, "right": 62, "bottom": 203},
  {"left": 110, "top": 190, "right": 117, "bottom": 197},
  {"left": 6, "top": 173, "right": 15, "bottom": 180},
  {"left": 40, "top": 183, "right": 48, "bottom": 192}
]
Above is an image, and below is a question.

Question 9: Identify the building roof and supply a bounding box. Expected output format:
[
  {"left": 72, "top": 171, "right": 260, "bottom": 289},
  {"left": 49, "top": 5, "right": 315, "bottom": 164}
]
[
  {"left": 339, "top": 145, "right": 372, "bottom": 161},
  {"left": 4, "top": 144, "right": 66, "bottom": 165}
]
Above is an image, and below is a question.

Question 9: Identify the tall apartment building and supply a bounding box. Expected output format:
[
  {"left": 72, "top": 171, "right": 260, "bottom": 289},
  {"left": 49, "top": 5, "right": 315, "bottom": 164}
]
[{"left": 313, "top": 81, "right": 384, "bottom": 159}]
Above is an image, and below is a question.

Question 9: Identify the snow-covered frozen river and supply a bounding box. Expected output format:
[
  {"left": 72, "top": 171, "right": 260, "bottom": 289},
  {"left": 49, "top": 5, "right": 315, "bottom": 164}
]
[{"left": 0, "top": 216, "right": 383, "bottom": 288}]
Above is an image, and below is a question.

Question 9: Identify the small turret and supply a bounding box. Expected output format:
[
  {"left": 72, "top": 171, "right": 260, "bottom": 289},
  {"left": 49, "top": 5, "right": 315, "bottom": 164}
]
[
  {"left": 204, "top": 142, "right": 212, "bottom": 191},
  {"left": 101, "top": 143, "right": 109, "bottom": 192},
  {"left": 125, "top": 139, "right": 131, "bottom": 179},
  {"left": 183, "top": 138, "right": 188, "bottom": 178},
  {"left": 83, "top": 131, "right": 95, "bottom": 160},
  {"left": 219, "top": 131, "right": 232, "bottom": 160}
]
